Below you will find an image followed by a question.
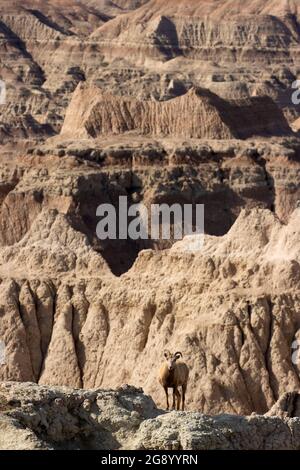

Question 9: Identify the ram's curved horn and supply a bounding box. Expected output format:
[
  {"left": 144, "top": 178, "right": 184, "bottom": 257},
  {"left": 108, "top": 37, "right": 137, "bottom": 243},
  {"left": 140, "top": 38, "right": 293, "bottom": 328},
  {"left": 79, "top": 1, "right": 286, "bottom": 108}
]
[{"left": 174, "top": 352, "right": 183, "bottom": 359}]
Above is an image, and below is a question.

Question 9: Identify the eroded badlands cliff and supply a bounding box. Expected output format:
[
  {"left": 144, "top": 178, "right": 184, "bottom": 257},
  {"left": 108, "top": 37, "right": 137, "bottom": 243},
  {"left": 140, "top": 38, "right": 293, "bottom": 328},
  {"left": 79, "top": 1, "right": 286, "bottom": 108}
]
[
  {"left": 1, "top": 0, "right": 300, "bottom": 143},
  {"left": 61, "top": 84, "right": 292, "bottom": 140},
  {"left": 0, "top": 205, "right": 300, "bottom": 415},
  {"left": 0, "top": 0, "right": 300, "bottom": 432}
]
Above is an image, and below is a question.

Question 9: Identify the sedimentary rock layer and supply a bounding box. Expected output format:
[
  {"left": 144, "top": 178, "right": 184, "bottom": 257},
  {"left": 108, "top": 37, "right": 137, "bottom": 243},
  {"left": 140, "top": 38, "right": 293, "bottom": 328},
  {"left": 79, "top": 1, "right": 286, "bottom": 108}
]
[
  {"left": 61, "top": 84, "right": 292, "bottom": 139},
  {"left": 93, "top": 0, "right": 300, "bottom": 64},
  {"left": 0, "top": 0, "right": 299, "bottom": 143},
  {"left": 0, "top": 140, "right": 299, "bottom": 274}
]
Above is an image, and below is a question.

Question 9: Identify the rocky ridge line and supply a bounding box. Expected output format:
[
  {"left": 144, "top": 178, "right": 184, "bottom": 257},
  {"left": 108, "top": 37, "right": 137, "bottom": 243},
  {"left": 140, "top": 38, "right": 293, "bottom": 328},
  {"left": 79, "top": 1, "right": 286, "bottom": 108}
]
[
  {"left": 1, "top": 382, "right": 300, "bottom": 450},
  {"left": 61, "top": 84, "right": 292, "bottom": 140}
]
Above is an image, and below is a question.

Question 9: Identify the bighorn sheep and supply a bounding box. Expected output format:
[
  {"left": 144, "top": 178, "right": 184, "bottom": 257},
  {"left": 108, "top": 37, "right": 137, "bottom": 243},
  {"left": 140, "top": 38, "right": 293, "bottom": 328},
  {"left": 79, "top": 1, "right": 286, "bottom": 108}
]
[{"left": 158, "top": 350, "right": 189, "bottom": 411}]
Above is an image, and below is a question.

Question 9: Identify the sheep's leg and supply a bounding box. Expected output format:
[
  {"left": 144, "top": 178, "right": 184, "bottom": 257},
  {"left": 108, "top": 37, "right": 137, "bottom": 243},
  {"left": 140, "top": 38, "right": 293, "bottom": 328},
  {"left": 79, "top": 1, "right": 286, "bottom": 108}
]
[
  {"left": 164, "top": 386, "right": 169, "bottom": 410},
  {"left": 172, "top": 388, "right": 176, "bottom": 410},
  {"left": 175, "top": 388, "right": 181, "bottom": 411},
  {"left": 182, "top": 384, "right": 187, "bottom": 411}
]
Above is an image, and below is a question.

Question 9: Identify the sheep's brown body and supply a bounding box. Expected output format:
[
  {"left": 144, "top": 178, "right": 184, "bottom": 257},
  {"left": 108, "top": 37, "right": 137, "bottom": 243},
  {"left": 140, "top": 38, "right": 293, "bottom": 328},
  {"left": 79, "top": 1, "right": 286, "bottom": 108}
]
[{"left": 158, "top": 351, "right": 189, "bottom": 411}]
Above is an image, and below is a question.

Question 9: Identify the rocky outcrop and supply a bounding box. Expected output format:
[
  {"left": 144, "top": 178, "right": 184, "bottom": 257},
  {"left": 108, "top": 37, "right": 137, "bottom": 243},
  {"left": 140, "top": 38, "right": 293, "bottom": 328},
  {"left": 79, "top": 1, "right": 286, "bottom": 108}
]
[
  {"left": 61, "top": 84, "right": 292, "bottom": 140},
  {"left": 134, "top": 409, "right": 300, "bottom": 450},
  {"left": 0, "top": 382, "right": 159, "bottom": 450},
  {"left": 0, "top": 382, "right": 300, "bottom": 450}
]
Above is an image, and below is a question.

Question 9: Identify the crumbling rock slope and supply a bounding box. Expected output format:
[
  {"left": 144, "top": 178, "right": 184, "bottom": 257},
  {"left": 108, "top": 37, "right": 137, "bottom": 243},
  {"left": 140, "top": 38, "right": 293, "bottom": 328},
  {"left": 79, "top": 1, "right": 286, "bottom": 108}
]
[
  {"left": 61, "top": 84, "right": 292, "bottom": 140},
  {"left": 1, "top": 382, "right": 300, "bottom": 450}
]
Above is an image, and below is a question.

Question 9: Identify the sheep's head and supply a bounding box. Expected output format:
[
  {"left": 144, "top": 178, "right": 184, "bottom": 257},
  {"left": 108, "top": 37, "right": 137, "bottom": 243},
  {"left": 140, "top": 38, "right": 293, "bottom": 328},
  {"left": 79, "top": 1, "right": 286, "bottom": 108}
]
[{"left": 164, "top": 350, "right": 183, "bottom": 371}]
